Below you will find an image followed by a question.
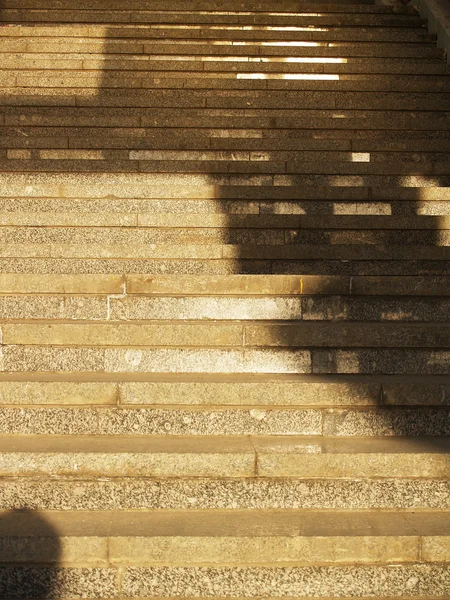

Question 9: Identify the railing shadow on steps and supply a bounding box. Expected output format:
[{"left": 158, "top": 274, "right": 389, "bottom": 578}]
[
  {"left": 0, "top": 4, "right": 449, "bottom": 465},
  {"left": 0, "top": 509, "right": 61, "bottom": 599}
]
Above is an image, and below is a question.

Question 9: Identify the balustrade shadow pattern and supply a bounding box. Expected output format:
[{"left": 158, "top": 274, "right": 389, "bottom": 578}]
[{"left": 0, "top": 3, "right": 449, "bottom": 468}]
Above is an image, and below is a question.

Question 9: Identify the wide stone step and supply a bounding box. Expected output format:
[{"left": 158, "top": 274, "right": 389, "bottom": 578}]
[
  {"left": 1, "top": 373, "right": 448, "bottom": 406},
  {"left": 2, "top": 173, "right": 450, "bottom": 199},
  {"left": 4, "top": 75, "right": 450, "bottom": 94},
  {"left": 0, "top": 10, "right": 427, "bottom": 27},
  {"left": 2, "top": 292, "right": 449, "bottom": 321},
  {"left": 4, "top": 107, "right": 449, "bottom": 131},
  {"left": 10, "top": 40, "right": 444, "bottom": 59},
  {"left": 1, "top": 472, "right": 450, "bottom": 509},
  {"left": 0, "top": 0, "right": 401, "bottom": 13},
  {"left": 2, "top": 320, "right": 449, "bottom": 347},
  {"left": 0, "top": 563, "right": 447, "bottom": 598},
  {"left": 0, "top": 405, "right": 449, "bottom": 436},
  {"left": 4, "top": 130, "right": 450, "bottom": 151},
  {"left": 1, "top": 257, "right": 448, "bottom": 276},
  {"left": 2, "top": 273, "right": 450, "bottom": 295},
  {"left": 3, "top": 206, "right": 450, "bottom": 224},
  {"left": 2, "top": 197, "right": 449, "bottom": 218},
  {"left": 3, "top": 243, "right": 450, "bottom": 261},
  {"left": 5, "top": 150, "right": 450, "bottom": 164},
  {"left": 3, "top": 158, "right": 450, "bottom": 177},
  {"left": 6, "top": 55, "right": 446, "bottom": 75},
  {"left": 5, "top": 80, "right": 450, "bottom": 99},
  {"left": 0, "top": 434, "right": 448, "bottom": 477},
  {"left": 0, "top": 509, "right": 448, "bottom": 566},
  {"left": 3, "top": 344, "right": 450, "bottom": 374},
  {"left": 4, "top": 89, "right": 449, "bottom": 111},
  {"left": 0, "top": 24, "right": 434, "bottom": 43},
  {"left": 2, "top": 214, "right": 449, "bottom": 229}
]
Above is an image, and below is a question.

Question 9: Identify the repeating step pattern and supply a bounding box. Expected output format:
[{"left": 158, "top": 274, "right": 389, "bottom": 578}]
[{"left": 1, "top": 1, "right": 450, "bottom": 599}]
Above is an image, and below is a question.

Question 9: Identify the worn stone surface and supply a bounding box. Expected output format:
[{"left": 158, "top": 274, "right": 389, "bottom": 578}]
[
  {"left": 0, "top": 537, "right": 108, "bottom": 566},
  {"left": 0, "top": 274, "right": 123, "bottom": 293},
  {"left": 122, "top": 564, "right": 450, "bottom": 597},
  {"left": 109, "top": 535, "right": 419, "bottom": 566},
  {"left": 312, "top": 349, "right": 450, "bottom": 375},
  {"left": 1, "top": 478, "right": 450, "bottom": 510},
  {"left": 119, "top": 379, "right": 380, "bottom": 406},
  {"left": 422, "top": 537, "right": 450, "bottom": 562},
  {"left": 0, "top": 295, "right": 108, "bottom": 320},
  {"left": 0, "top": 566, "right": 117, "bottom": 597},
  {"left": 0, "top": 406, "right": 323, "bottom": 436},
  {"left": 110, "top": 296, "right": 303, "bottom": 321},
  {"left": 104, "top": 348, "right": 312, "bottom": 374},
  {"left": 0, "top": 381, "right": 117, "bottom": 405},
  {"left": 302, "top": 296, "right": 450, "bottom": 322},
  {"left": 323, "top": 408, "right": 450, "bottom": 436},
  {"left": 2, "top": 322, "right": 244, "bottom": 347}
]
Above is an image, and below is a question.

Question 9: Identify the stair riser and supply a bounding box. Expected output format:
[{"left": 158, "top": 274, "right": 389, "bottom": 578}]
[
  {"left": 0, "top": 378, "right": 448, "bottom": 407},
  {"left": 0, "top": 451, "right": 449, "bottom": 478}
]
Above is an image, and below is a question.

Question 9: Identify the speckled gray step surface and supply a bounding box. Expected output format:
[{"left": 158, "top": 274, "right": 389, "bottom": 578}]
[
  {"left": 3, "top": 475, "right": 450, "bottom": 509},
  {"left": 0, "top": 564, "right": 449, "bottom": 598},
  {"left": 8, "top": 41, "right": 444, "bottom": 59},
  {"left": 2, "top": 258, "right": 450, "bottom": 276},
  {"left": 2, "top": 293, "right": 450, "bottom": 321},
  {"left": 1, "top": 405, "right": 450, "bottom": 436}
]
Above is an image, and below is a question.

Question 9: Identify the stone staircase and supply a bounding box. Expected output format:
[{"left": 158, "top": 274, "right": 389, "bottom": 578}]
[{"left": 1, "top": 0, "right": 450, "bottom": 598}]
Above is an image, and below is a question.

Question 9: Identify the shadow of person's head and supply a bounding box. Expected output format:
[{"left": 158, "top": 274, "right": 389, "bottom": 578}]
[{"left": 0, "top": 509, "right": 61, "bottom": 599}]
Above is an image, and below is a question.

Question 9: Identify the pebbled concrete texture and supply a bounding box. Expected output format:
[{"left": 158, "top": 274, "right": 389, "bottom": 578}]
[
  {"left": 104, "top": 348, "right": 312, "bottom": 374},
  {"left": 323, "top": 408, "right": 450, "bottom": 436},
  {"left": 0, "top": 567, "right": 118, "bottom": 598},
  {"left": 109, "top": 296, "right": 303, "bottom": 321},
  {"left": 312, "top": 349, "right": 450, "bottom": 375},
  {"left": 0, "top": 451, "right": 254, "bottom": 478},
  {"left": 1, "top": 478, "right": 450, "bottom": 511},
  {"left": 1, "top": 406, "right": 450, "bottom": 436},
  {"left": 0, "top": 406, "right": 323, "bottom": 436},
  {"left": 122, "top": 564, "right": 450, "bottom": 597},
  {"left": 0, "top": 295, "right": 108, "bottom": 320}
]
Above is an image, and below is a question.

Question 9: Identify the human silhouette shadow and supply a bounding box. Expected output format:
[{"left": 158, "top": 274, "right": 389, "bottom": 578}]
[{"left": 0, "top": 510, "right": 61, "bottom": 599}]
